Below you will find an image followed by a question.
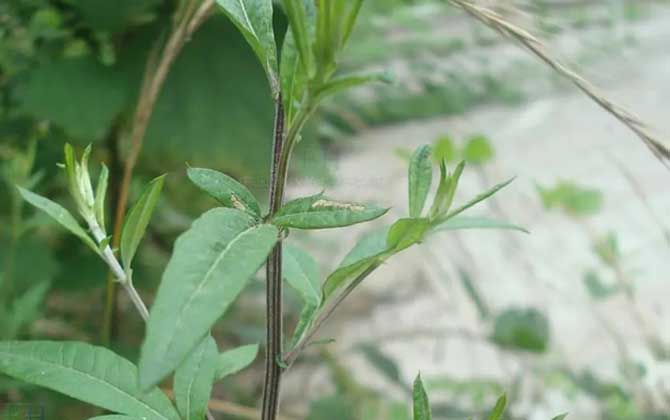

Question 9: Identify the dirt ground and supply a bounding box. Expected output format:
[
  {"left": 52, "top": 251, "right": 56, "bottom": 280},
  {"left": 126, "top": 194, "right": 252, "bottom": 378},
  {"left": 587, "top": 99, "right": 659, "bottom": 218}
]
[{"left": 282, "top": 4, "right": 670, "bottom": 418}]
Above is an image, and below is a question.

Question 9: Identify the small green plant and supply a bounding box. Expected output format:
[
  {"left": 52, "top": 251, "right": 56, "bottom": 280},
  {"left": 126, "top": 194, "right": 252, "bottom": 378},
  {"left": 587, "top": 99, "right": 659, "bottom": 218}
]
[{"left": 2, "top": 2, "right": 531, "bottom": 420}]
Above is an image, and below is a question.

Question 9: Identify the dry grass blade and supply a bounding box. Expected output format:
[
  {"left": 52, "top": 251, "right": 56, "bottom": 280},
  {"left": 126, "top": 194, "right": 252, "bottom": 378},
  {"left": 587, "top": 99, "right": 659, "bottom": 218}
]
[{"left": 448, "top": 0, "right": 670, "bottom": 170}]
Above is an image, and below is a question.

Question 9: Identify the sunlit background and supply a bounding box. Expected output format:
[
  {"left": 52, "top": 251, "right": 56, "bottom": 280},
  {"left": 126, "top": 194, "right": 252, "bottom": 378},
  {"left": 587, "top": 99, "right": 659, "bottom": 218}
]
[{"left": 1, "top": 0, "right": 669, "bottom": 418}]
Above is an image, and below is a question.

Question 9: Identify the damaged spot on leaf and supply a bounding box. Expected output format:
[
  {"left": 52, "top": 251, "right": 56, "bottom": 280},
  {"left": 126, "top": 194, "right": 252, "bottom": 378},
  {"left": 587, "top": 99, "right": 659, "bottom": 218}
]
[
  {"left": 311, "top": 199, "right": 365, "bottom": 212},
  {"left": 230, "top": 194, "right": 247, "bottom": 211}
]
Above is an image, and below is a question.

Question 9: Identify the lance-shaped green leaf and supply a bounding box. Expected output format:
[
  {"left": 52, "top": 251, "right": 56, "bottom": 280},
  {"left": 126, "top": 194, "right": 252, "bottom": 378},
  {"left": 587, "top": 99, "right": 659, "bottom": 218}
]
[
  {"left": 313, "top": 71, "right": 393, "bottom": 101},
  {"left": 429, "top": 160, "right": 449, "bottom": 218},
  {"left": 408, "top": 145, "right": 433, "bottom": 218},
  {"left": 282, "top": 244, "right": 321, "bottom": 349},
  {"left": 313, "top": 0, "right": 336, "bottom": 79},
  {"left": 17, "top": 187, "right": 98, "bottom": 253},
  {"left": 63, "top": 143, "right": 79, "bottom": 198},
  {"left": 433, "top": 216, "right": 528, "bottom": 234},
  {"left": 387, "top": 218, "right": 431, "bottom": 252},
  {"left": 430, "top": 161, "right": 464, "bottom": 218},
  {"left": 283, "top": 243, "right": 321, "bottom": 307},
  {"left": 552, "top": 414, "right": 569, "bottom": 420},
  {"left": 94, "top": 164, "right": 109, "bottom": 230},
  {"left": 215, "top": 344, "right": 259, "bottom": 380},
  {"left": 488, "top": 394, "right": 507, "bottom": 420},
  {"left": 0, "top": 341, "right": 178, "bottom": 420},
  {"left": 321, "top": 226, "right": 390, "bottom": 301},
  {"left": 443, "top": 177, "right": 515, "bottom": 221},
  {"left": 281, "top": 31, "right": 308, "bottom": 126},
  {"left": 281, "top": 0, "right": 314, "bottom": 78},
  {"left": 359, "top": 344, "right": 403, "bottom": 388},
  {"left": 413, "top": 374, "right": 432, "bottom": 420},
  {"left": 174, "top": 336, "right": 218, "bottom": 420},
  {"left": 215, "top": 0, "right": 279, "bottom": 95},
  {"left": 321, "top": 217, "right": 431, "bottom": 302},
  {"left": 6, "top": 281, "right": 50, "bottom": 339},
  {"left": 272, "top": 193, "right": 388, "bottom": 230},
  {"left": 187, "top": 167, "right": 261, "bottom": 218},
  {"left": 341, "top": 0, "right": 364, "bottom": 46},
  {"left": 288, "top": 304, "right": 318, "bottom": 349},
  {"left": 120, "top": 175, "right": 165, "bottom": 271},
  {"left": 139, "top": 209, "right": 278, "bottom": 389}
]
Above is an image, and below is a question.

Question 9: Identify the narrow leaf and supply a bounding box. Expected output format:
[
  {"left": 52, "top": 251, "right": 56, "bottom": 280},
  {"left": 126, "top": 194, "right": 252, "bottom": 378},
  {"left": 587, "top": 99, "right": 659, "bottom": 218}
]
[
  {"left": 429, "top": 160, "right": 449, "bottom": 218},
  {"left": 174, "top": 337, "right": 218, "bottom": 420},
  {"left": 215, "top": 0, "right": 279, "bottom": 94},
  {"left": 7, "top": 281, "right": 50, "bottom": 338},
  {"left": 94, "top": 164, "right": 109, "bottom": 229},
  {"left": 488, "top": 394, "right": 507, "bottom": 420},
  {"left": 458, "top": 268, "right": 490, "bottom": 321},
  {"left": 359, "top": 344, "right": 403, "bottom": 387},
  {"left": 444, "top": 178, "right": 515, "bottom": 220},
  {"left": 63, "top": 143, "right": 81, "bottom": 204},
  {"left": 120, "top": 175, "right": 165, "bottom": 271},
  {"left": 313, "top": 71, "right": 392, "bottom": 101},
  {"left": 387, "top": 218, "right": 431, "bottom": 252},
  {"left": 281, "top": 0, "right": 314, "bottom": 77},
  {"left": 413, "top": 374, "right": 432, "bottom": 420},
  {"left": 187, "top": 167, "right": 261, "bottom": 217},
  {"left": 17, "top": 187, "right": 98, "bottom": 253},
  {"left": 215, "top": 344, "right": 259, "bottom": 380},
  {"left": 288, "top": 304, "right": 318, "bottom": 349},
  {"left": 273, "top": 193, "right": 388, "bottom": 229},
  {"left": 321, "top": 226, "right": 390, "bottom": 301},
  {"left": 442, "top": 161, "right": 465, "bottom": 214},
  {"left": 0, "top": 341, "right": 178, "bottom": 420},
  {"left": 89, "top": 417, "right": 141, "bottom": 420},
  {"left": 283, "top": 243, "right": 321, "bottom": 307},
  {"left": 281, "top": 30, "right": 308, "bottom": 126},
  {"left": 408, "top": 145, "right": 433, "bottom": 217},
  {"left": 433, "top": 216, "right": 528, "bottom": 234},
  {"left": 341, "top": 0, "right": 364, "bottom": 45},
  {"left": 552, "top": 414, "right": 568, "bottom": 420},
  {"left": 139, "top": 209, "right": 278, "bottom": 389}
]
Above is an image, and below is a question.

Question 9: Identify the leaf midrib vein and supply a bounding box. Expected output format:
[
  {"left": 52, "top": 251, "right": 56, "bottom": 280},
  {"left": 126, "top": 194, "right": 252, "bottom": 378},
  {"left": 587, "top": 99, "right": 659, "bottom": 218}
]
[{"left": 3, "top": 348, "right": 170, "bottom": 420}]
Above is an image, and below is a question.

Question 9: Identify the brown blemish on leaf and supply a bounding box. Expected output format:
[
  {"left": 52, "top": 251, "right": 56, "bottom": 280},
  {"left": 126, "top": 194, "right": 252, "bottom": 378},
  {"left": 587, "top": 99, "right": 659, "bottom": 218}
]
[
  {"left": 230, "top": 194, "right": 247, "bottom": 211},
  {"left": 311, "top": 199, "right": 365, "bottom": 212}
]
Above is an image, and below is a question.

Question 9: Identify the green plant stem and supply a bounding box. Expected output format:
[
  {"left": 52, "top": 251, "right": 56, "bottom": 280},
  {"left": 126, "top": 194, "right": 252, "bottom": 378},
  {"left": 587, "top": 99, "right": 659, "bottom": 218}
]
[
  {"left": 262, "top": 97, "right": 287, "bottom": 420},
  {"left": 88, "top": 220, "right": 149, "bottom": 320}
]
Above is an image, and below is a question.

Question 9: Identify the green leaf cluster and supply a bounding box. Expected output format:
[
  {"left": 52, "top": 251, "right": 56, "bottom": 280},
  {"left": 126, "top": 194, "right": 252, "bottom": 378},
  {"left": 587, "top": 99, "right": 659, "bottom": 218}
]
[
  {"left": 492, "top": 307, "right": 550, "bottom": 353},
  {"left": 537, "top": 181, "right": 603, "bottom": 217},
  {"left": 432, "top": 134, "right": 495, "bottom": 165}
]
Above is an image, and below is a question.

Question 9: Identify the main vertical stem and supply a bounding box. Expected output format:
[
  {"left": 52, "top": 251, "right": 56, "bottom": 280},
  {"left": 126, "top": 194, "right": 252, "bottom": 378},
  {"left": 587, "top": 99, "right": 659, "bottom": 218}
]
[{"left": 262, "top": 97, "right": 286, "bottom": 420}]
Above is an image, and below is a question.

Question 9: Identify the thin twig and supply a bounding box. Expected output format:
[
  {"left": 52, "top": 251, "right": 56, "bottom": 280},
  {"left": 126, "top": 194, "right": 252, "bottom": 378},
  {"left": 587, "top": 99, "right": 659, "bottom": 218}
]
[
  {"left": 448, "top": 0, "right": 670, "bottom": 169},
  {"left": 102, "top": 0, "right": 216, "bottom": 342},
  {"left": 88, "top": 219, "right": 149, "bottom": 320}
]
